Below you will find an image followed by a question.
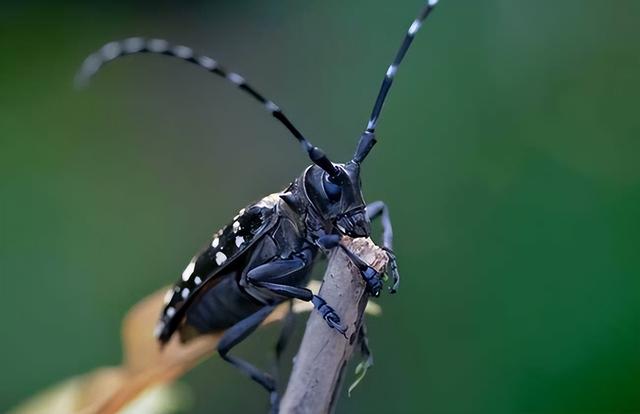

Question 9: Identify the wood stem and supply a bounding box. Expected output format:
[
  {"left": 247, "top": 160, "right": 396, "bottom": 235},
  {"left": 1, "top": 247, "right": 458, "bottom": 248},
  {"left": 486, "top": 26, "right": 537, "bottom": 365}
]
[{"left": 279, "top": 237, "right": 387, "bottom": 414}]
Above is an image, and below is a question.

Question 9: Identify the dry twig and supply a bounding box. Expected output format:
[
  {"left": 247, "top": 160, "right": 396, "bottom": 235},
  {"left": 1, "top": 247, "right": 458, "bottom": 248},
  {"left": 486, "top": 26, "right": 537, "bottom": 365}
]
[{"left": 280, "top": 237, "right": 388, "bottom": 414}]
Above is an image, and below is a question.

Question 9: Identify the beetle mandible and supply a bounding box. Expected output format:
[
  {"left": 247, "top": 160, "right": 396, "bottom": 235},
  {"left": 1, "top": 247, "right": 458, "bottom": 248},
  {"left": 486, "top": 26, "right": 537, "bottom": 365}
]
[{"left": 76, "top": 0, "right": 440, "bottom": 409}]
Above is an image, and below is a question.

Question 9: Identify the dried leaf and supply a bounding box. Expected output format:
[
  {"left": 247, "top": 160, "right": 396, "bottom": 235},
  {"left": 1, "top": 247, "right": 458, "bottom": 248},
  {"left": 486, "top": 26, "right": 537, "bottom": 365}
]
[
  {"left": 96, "top": 288, "right": 289, "bottom": 414},
  {"left": 9, "top": 287, "right": 287, "bottom": 414},
  {"left": 11, "top": 279, "right": 382, "bottom": 414}
]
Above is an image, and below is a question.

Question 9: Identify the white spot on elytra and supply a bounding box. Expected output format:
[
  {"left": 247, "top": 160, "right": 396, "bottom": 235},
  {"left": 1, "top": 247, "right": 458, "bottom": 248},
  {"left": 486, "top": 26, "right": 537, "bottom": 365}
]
[
  {"left": 227, "top": 72, "right": 245, "bottom": 85},
  {"left": 194, "top": 276, "right": 202, "bottom": 285},
  {"left": 234, "top": 208, "right": 246, "bottom": 220},
  {"left": 163, "top": 289, "right": 173, "bottom": 304},
  {"left": 182, "top": 261, "right": 195, "bottom": 281},
  {"left": 166, "top": 306, "right": 176, "bottom": 317},
  {"left": 232, "top": 221, "right": 241, "bottom": 233},
  {"left": 211, "top": 237, "right": 219, "bottom": 248},
  {"left": 235, "top": 236, "right": 245, "bottom": 247},
  {"left": 386, "top": 65, "right": 398, "bottom": 78},
  {"left": 429, "top": 0, "right": 439, "bottom": 6},
  {"left": 181, "top": 288, "right": 190, "bottom": 299},
  {"left": 215, "top": 252, "right": 227, "bottom": 265},
  {"left": 154, "top": 322, "right": 164, "bottom": 338},
  {"left": 408, "top": 19, "right": 422, "bottom": 36}
]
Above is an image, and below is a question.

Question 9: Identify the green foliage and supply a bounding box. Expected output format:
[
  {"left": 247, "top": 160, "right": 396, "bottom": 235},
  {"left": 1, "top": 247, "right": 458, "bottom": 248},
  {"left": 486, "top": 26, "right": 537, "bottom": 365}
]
[{"left": 2, "top": 0, "right": 640, "bottom": 413}]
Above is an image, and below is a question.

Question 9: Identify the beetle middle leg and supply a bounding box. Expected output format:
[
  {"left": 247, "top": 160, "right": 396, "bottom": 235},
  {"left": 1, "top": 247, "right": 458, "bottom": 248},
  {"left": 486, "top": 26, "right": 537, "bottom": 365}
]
[{"left": 246, "top": 254, "right": 347, "bottom": 335}]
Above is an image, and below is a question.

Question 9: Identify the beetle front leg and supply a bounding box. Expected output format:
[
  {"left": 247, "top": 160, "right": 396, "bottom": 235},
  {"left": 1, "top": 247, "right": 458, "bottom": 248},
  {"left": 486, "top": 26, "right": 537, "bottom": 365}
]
[
  {"left": 317, "top": 235, "right": 383, "bottom": 296},
  {"left": 366, "top": 201, "right": 400, "bottom": 293}
]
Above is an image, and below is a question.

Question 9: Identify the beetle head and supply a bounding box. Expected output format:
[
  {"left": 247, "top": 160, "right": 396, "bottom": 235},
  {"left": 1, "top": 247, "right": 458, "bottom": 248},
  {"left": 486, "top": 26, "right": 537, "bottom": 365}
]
[{"left": 303, "top": 162, "right": 370, "bottom": 238}]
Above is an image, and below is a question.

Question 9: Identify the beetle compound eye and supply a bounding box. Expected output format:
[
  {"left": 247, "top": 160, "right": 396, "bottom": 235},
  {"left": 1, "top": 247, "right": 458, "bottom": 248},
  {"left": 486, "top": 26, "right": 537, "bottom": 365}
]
[{"left": 323, "top": 174, "right": 342, "bottom": 202}]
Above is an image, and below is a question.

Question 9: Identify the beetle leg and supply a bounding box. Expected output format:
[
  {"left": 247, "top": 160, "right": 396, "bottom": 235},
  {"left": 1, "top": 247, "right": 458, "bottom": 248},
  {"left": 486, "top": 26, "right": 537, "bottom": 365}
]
[
  {"left": 365, "top": 201, "right": 393, "bottom": 249},
  {"left": 316, "top": 234, "right": 341, "bottom": 250},
  {"left": 338, "top": 245, "right": 384, "bottom": 297},
  {"left": 246, "top": 254, "right": 311, "bottom": 286},
  {"left": 316, "top": 235, "right": 384, "bottom": 296},
  {"left": 272, "top": 301, "right": 295, "bottom": 384},
  {"left": 311, "top": 295, "right": 347, "bottom": 335},
  {"left": 255, "top": 281, "right": 346, "bottom": 336},
  {"left": 251, "top": 281, "right": 313, "bottom": 300},
  {"left": 247, "top": 257, "right": 347, "bottom": 335},
  {"left": 382, "top": 248, "right": 400, "bottom": 293},
  {"left": 366, "top": 201, "right": 400, "bottom": 293},
  {"left": 217, "top": 305, "right": 280, "bottom": 409}
]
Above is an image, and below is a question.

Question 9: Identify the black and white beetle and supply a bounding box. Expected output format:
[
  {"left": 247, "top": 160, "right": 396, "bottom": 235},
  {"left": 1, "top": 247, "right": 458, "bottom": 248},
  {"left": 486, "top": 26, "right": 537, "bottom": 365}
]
[{"left": 76, "top": 0, "right": 440, "bottom": 409}]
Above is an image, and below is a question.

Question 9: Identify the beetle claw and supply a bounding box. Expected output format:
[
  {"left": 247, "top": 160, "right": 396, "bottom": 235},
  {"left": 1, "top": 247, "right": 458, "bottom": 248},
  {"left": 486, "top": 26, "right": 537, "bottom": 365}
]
[
  {"left": 326, "top": 315, "right": 348, "bottom": 337},
  {"left": 312, "top": 296, "right": 347, "bottom": 336},
  {"left": 381, "top": 247, "right": 400, "bottom": 294}
]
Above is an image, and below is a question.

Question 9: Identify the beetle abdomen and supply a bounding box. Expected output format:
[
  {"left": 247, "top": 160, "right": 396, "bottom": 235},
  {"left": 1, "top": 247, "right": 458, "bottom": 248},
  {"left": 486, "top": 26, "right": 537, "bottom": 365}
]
[{"left": 184, "top": 274, "right": 264, "bottom": 335}]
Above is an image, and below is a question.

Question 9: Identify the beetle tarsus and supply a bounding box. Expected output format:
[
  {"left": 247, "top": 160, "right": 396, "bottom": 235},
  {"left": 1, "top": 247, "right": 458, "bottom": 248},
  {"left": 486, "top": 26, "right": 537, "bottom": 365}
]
[
  {"left": 317, "top": 234, "right": 386, "bottom": 296},
  {"left": 336, "top": 242, "right": 384, "bottom": 296},
  {"left": 312, "top": 295, "right": 347, "bottom": 336},
  {"left": 367, "top": 200, "right": 400, "bottom": 293},
  {"left": 382, "top": 247, "right": 400, "bottom": 293},
  {"left": 361, "top": 266, "right": 383, "bottom": 296}
]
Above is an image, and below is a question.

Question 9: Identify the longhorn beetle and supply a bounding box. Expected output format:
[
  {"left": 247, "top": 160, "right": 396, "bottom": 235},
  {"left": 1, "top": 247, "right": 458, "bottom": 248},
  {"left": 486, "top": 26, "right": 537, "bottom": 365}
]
[{"left": 76, "top": 0, "right": 440, "bottom": 410}]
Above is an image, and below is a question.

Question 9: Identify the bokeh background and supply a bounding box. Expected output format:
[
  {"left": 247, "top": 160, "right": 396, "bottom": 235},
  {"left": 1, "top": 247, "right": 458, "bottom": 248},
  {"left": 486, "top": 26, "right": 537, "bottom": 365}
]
[{"left": 2, "top": 0, "right": 639, "bottom": 413}]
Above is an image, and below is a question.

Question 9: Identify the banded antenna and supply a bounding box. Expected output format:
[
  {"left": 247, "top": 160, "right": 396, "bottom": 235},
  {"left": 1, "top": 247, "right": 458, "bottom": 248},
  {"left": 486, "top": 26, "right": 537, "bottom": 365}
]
[
  {"left": 354, "top": 0, "right": 440, "bottom": 163},
  {"left": 75, "top": 37, "right": 342, "bottom": 179}
]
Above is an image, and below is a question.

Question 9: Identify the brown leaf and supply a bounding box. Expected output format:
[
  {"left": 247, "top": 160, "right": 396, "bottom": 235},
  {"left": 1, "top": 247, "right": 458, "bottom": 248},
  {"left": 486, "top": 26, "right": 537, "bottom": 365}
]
[
  {"left": 10, "top": 287, "right": 287, "bottom": 414},
  {"left": 11, "top": 278, "right": 380, "bottom": 414},
  {"left": 96, "top": 287, "right": 289, "bottom": 414}
]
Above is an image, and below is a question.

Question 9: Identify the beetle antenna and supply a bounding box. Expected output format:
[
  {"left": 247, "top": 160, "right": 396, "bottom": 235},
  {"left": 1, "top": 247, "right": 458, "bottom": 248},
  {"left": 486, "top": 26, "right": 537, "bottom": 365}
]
[
  {"left": 75, "top": 37, "right": 342, "bottom": 179},
  {"left": 365, "top": 0, "right": 440, "bottom": 133},
  {"left": 354, "top": 0, "right": 440, "bottom": 163}
]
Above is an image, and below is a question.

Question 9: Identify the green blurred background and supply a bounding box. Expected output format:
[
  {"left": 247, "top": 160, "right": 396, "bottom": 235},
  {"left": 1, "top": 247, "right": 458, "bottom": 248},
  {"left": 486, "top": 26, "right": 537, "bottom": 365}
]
[{"left": 2, "top": 0, "right": 639, "bottom": 413}]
